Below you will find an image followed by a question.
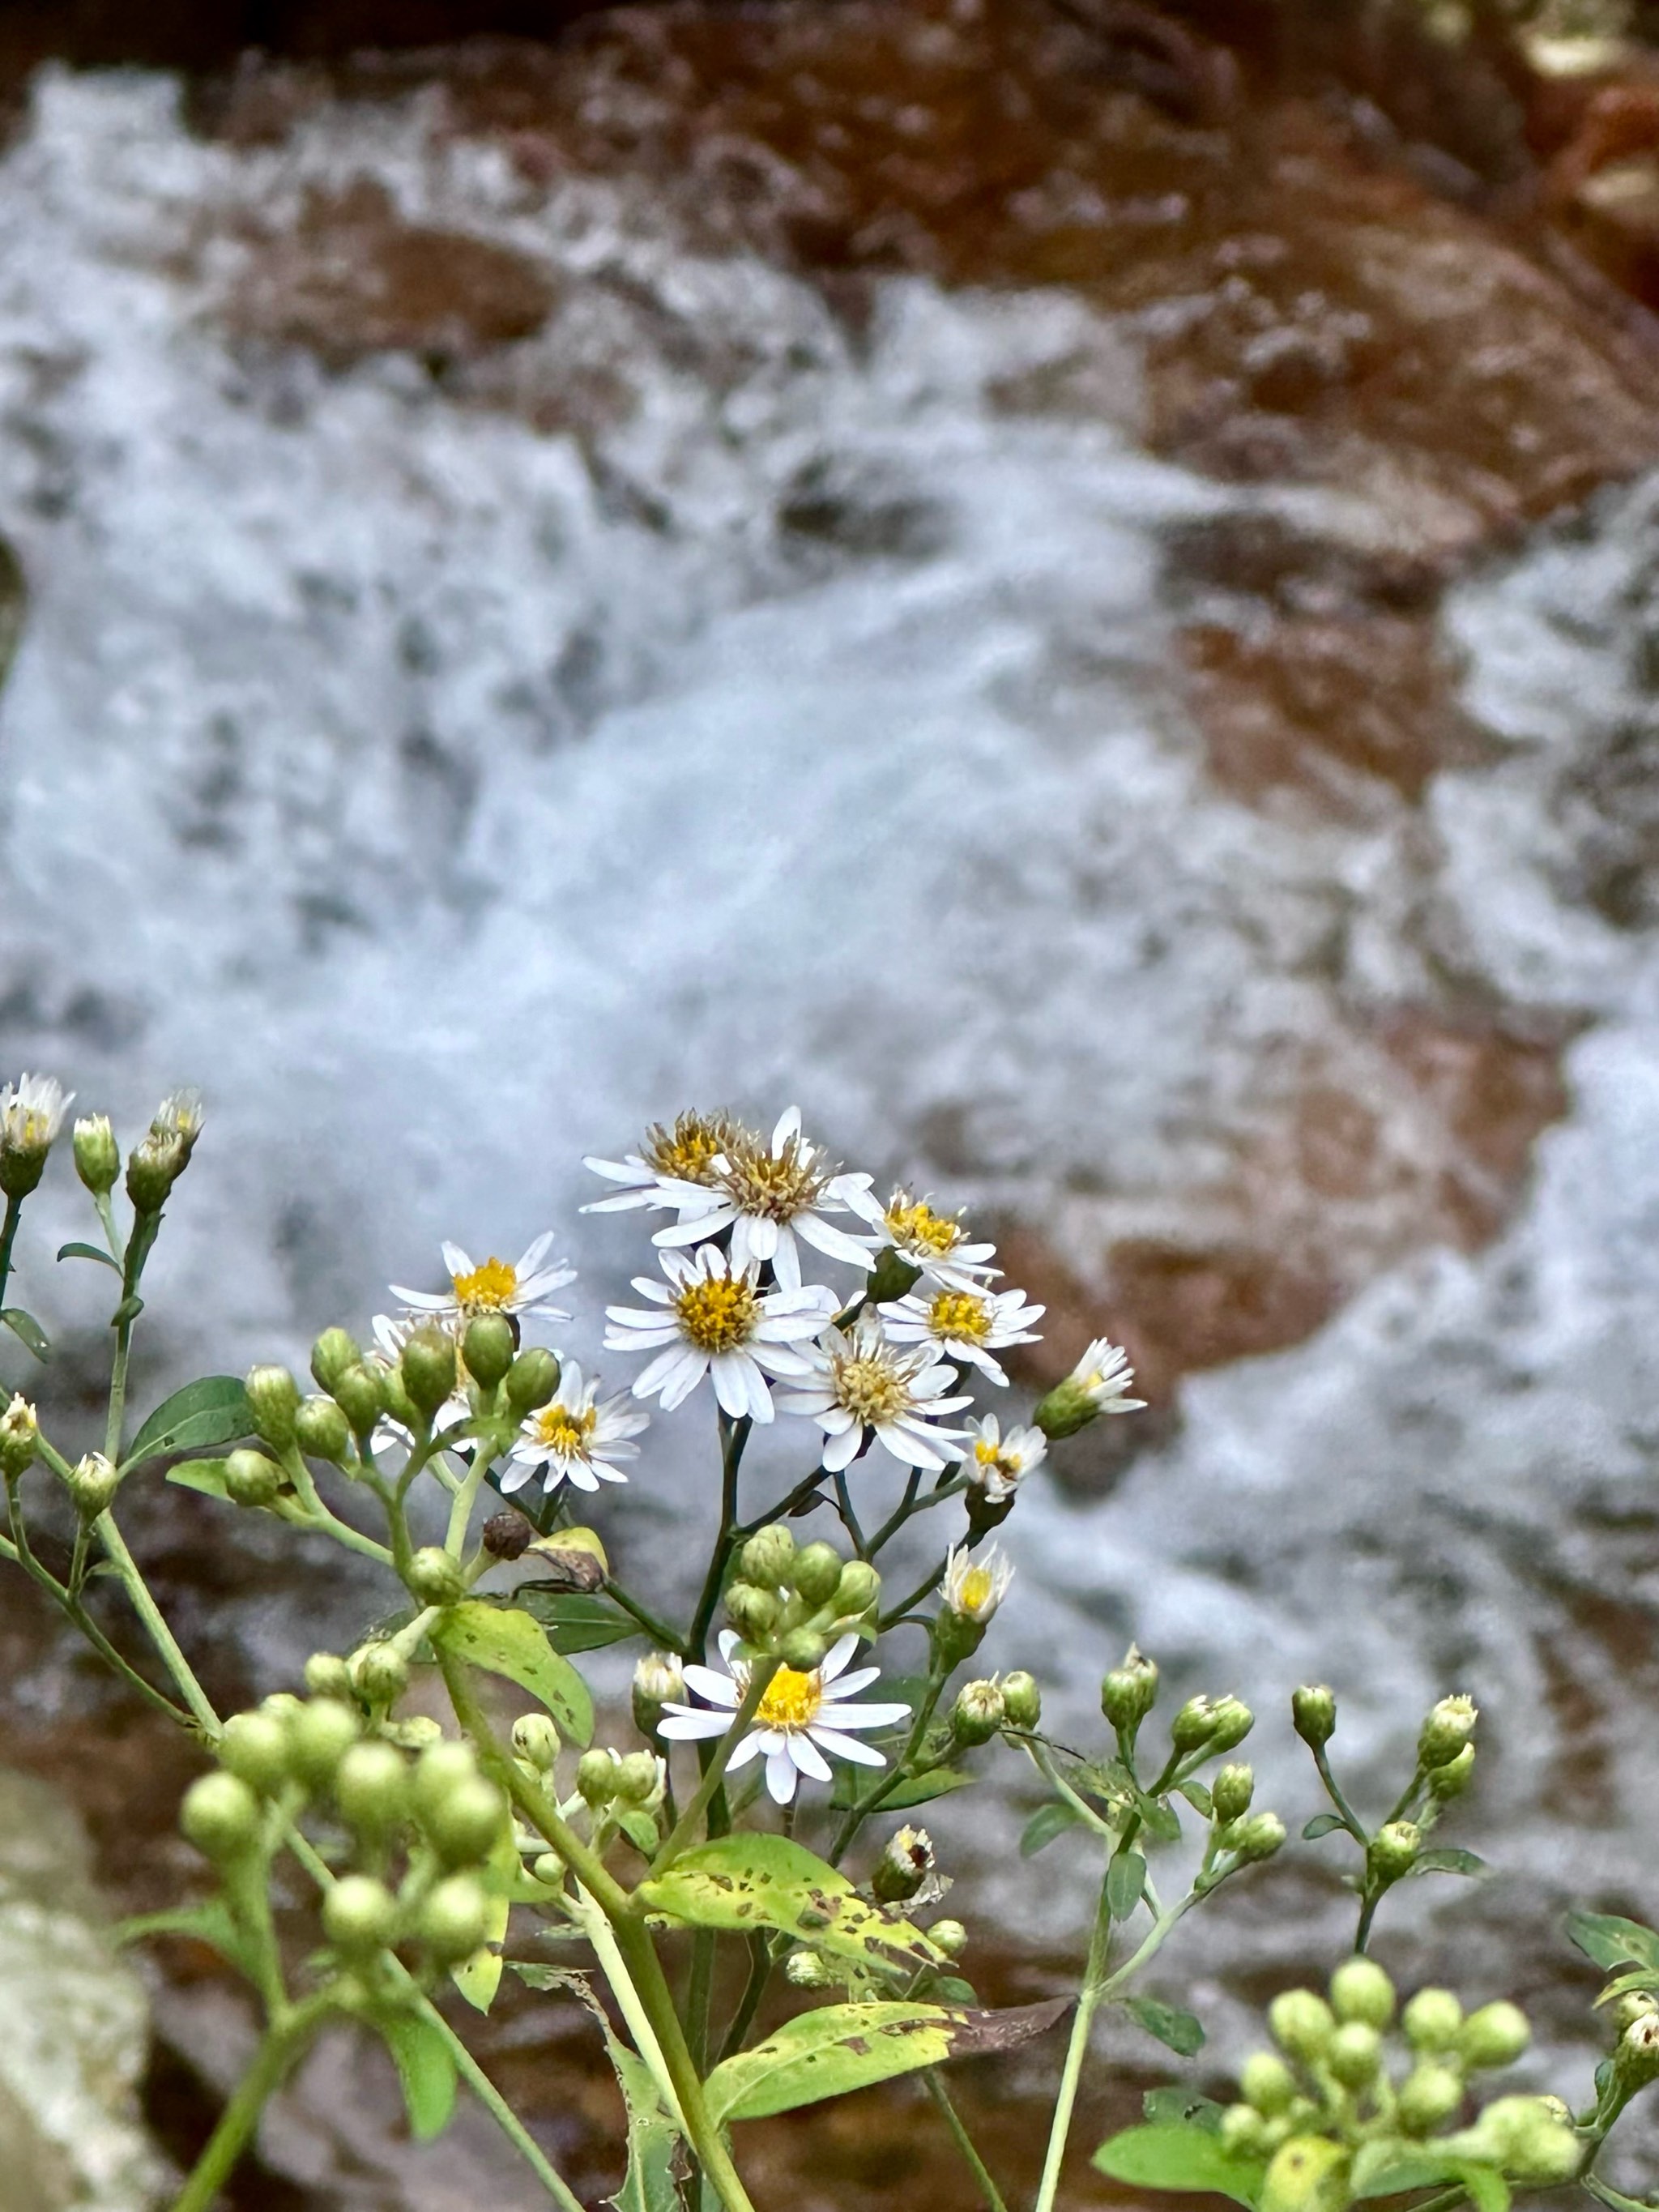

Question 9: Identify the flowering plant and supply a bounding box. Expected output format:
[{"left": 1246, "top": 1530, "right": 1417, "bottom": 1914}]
[{"left": 0, "top": 1081, "right": 1653, "bottom": 2212}]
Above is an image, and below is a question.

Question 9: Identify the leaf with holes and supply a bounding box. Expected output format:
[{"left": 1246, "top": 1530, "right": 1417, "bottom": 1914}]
[
  {"left": 639, "top": 1835, "right": 945, "bottom": 1976},
  {"left": 431, "top": 1602, "right": 593, "bottom": 1745},
  {"left": 1094, "top": 2122, "right": 1265, "bottom": 2207},
  {"left": 125, "top": 1377, "right": 251, "bottom": 1469}
]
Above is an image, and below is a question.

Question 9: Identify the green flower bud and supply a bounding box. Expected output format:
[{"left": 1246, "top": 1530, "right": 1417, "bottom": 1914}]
[
  {"left": 1428, "top": 1744, "right": 1475, "bottom": 1800},
  {"left": 1418, "top": 1695, "right": 1478, "bottom": 1771},
  {"left": 426, "top": 1775, "right": 507, "bottom": 1866},
  {"left": 866, "top": 1247, "right": 923, "bottom": 1305},
  {"left": 1367, "top": 1821, "right": 1422, "bottom": 1884},
  {"left": 416, "top": 1874, "right": 490, "bottom": 1965},
  {"left": 462, "top": 1313, "right": 515, "bottom": 1391},
  {"left": 399, "top": 1326, "right": 458, "bottom": 1420},
  {"left": 310, "top": 1328, "right": 362, "bottom": 1394},
  {"left": 952, "top": 1679, "right": 1006, "bottom": 1747},
  {"left": 304, "top": 1652, "right": 354, "bottom": 1702},
  {"left": 412, "top": 1741, "right": 479, "bottom": 1823},
  {"left": 1398, "top": 2064, "right": 1465, "bottom": 2135},
  {"left": 1402, "top": 1988, "right": 1463, "bottom": 2052},
  {"left": 1448, "top": 2096, "right": 1581, "bottom": 2185},
  {"left": 335, "top": 1740, "right": 409, "bottom": 1839},
  {"left": 1000, "top": 1672, "right": 1042, "bottom": 1731},
  {"left": 1241, "top": 2052, "right": 1297, "bottom": 2118},
  {"left": 224, "top": 1448, "right": 284, "bottom": 1509},
  {"left": 1613, "top": 1992, "right": 1659, "bottom": 2035},
  {"left": 1171, "top": 1695, "right": 1222, "bottom": 1753},
  {"left": 1460, "top": 2001, "right": 1529, "bottom": 2071},
  {"left": 792, "top": 1542, "right": 844, "bottom": 1608},
  {"left": 0, "top": 1394, "right": 38, "bottom": 1480},
  {"left": 614, "top": 1753, "right": 662, "bottom": 1806},
  {"left": 833, "top": 1561, "right": 881, "bottom": 1619},
  {"left": 1102, "top": 1646, "right": 1159, "bottom": 1732},
  {"left": 1207, "top": 1696, "right": 1255, "bottom": 1753},
  {"left": 1328, "top": 2022, "right": 1382, "bottom": 2090},
  {"left": 929, "top": 1919, "right": 968, "bottom": 1958},
  {"left": 245, "top": 1364, "right": 301, "bottom": 1453},
  {"left": 295, "top": 1394, "right": 352, "bottom": 1465},
  {"left": 1031, "top": 1377, "right": 1098, "bottom": 1440},
  {"left": 406, "top": 1546, "right": 464, "bottom": 1608},
  {"left": 724, "top": 1582, "right": 780, "bottom": 1642},
  {"left": 350, "top": 1642, "right": 410, "bottom": 1711},
  {"left": 323, "top": 1873, "right": 399, "bottom": 1956},
  {"left": 1260, "top": 2137, "right": 1350, "bottom": 2212},
  {"left": 511, "top": 1714, "right": 561, "bottom": 1773},
  {"left": 63, "top": 1450, "right": 120, "bottom": 1520},
  {"left": 261, "top": 1691, "right": 305, "bottom": 1725},
  {"left": 1269, "top": 1990, "right": 1336, "bottom": 2062},
  {"left": 1233, "top": 1811, "right": 1287, "bottom": 1864},
  {"left": 778, "top": 1628, "right": 828, "bottom": 1672},
  {"left": 377, "top": 1360, "right": 420, "bottom": 1432},
  {"left": 71, "top": 1114, "right": 119, "bottom": 1196},
  {"left": 1615, "top": 2012, "right": 1659, "bottom": 2088},
  {"left": 329, "top": 1364, "right": 386, "bottom": 1437},
  {"left": 505, "top": 1347, "right": 561, "bottom": 1418},
  {"left": 740, "top": 1524, "right": 797, "bottom": 1589},
  {"left": 181, "top": 1770, "right": 262, "bottom": 1861},
  {"left": 1221, "top": 2106, "right": 1269, "bottom": 2159},
  {"left": 577, "top": 1749, "right": 620, "bottom": 1808},
  {"left": 219, "top": 1710, "right": 292, "bottom": 1796},
  {"left": 785, "top": 1949, "right": 836, "bottom": 1988},
  {"left": 1213, "top": 1763, "right": 1255, "bottom": 1822},
  {"left": 122, "top": 1138, "right": 171, "bottom": 1213},
  {"left": 285, "top": 1698, "right": 360, "bottom": 1791},
  {"left": 872, "top": 1825, "right": 935, "bottom": 1904},
  {"left": 531, "top": 1851, "right": 563, "bottom": 1886},
  {"left": 632, "top": 1651, "right": 684, "bottom": 1739},
  {"left": 1330, "top": 1958, "right": 1396, "bottom": 2031},
  {"left": 1291, "top": 1685, "right": 1337, "bottom": 1749}
]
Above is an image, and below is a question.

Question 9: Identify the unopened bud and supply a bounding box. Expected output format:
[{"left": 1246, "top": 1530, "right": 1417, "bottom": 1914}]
[
  {"left": 412, "top": 1741, "right": 479, "bottom": 1824},
  {"left": 792, "top": 1542, "right": 843, "bottom": 1608},
  {"left": 1399, "top": 2064, "right": 1465, "bottom": 2135},
  {"left": 724, "top": 1582, "right": 780, "bottom": 1642},
  {"left": 872, "top": 1825, "right": 935, "bottom": 1903},
  {"left": 0, "top": 1394, "right": 37, "bottom": 1479},
  {"left": 1291, "top": 1685, "right": 1337, "bottom": 1749},
  {"left": 330, "top": 1364, "right": 386, "bottom": 1437},
  {"left": 505, "top": 1347, "right": 561, "bottom": 1418},
  {"left": 124, "top": 1091, "right": 202, "bottom": 1211},
  {"left": 1207, "top": 1696, "right": 1254, "bottom": 1753},
  {"left": 1617, "top": 2012, "right": 1659, "bottom": 2087},
  {"left": 286, "top": 1698, "right": 360, "bottom": 1791},
  {"left": 426, "top": 1775, "right": 506, "bottom": 1866},
  {"left": 245, "top": 1364, "right": 301, "bottom": 1452},
  {"left": 1460, "top": 2001, "right": 1529, "bottom": 2072},
  {"left": 181, "top": 1771, "right": 262, "bottom": 1861},
  {"left": 304, "top": 1652, "right": 353, "bottom": 1702},
  {"left": 512, "top": 1714, "right": 561, "bottom": 1772},
  {"left": 416, "top": 1874, "right": 490, "bottom": 1965},
  {"left": 335, "top": 1740, "right": 409, "bottom": 1839},
  {"left": 1368, "top": 1820, "right": 1422, "bottom": 1884},
  {"left": 740, "top": 1524, "right": 797, "bottom": 1589},
  {"left": 833, "top": 1561, "right": 881, "bottom": 1619},
  {"left": 407, "top": 1546, "right": 464, "bottom": 1608},
  {"left": 462, "top": 1313, "right": 515, "bottom": 1390},
  {"left": 1213, "top": 1763, "right": 1255, "bottom": 1822},
  {"left": 953, "top": 1679, "right": 1006, "bottom": 1747},
  {"left": 1171, "top": 1695, "right": 1221, "bottom": 1753},
  {"left": 1428, "top": 1743, "right": 1475, "bottom": 1800},
  {"left": 866, "top": 1247, "right": 923, "bottom": 1304},
  {"left": 310, "top": 1328, "right": 362, "bottom": 1394},
  {"left": 1221, "top": 2106, "right": 1269, "bottom": 2159},
  {"left": 577, "top": 1749, "right": 619, "bottom": 1807},
  {"left": 1330, "top": 1957, "right": 1395, "bottom": 2030},
  {"left": 1328, "top": 2022, "right": 1382, "bottom": 2089},
  {"left": 1269, "top": 1989, "right": 1335, "bottom": 2062},
  {"left": 219, "top": 1710, "right": 291, "bottom": 1796},
  {"left": 1233, "top": 1811, "right": 1286, "bottom": 1864},
  {"left": 64, "top": 1450, "right": 120, "bottom": 1519},
  {"left": 72, "top": 1115, "right": 120, "bottom": 1196},
  {"left": 294, "top": 1394, "right": 352, "bottom": 1464},
  {"left": 778, "top": 1628, "right": 828, "bottom": 1672},
  {"left": 400, "top": 1326, "right": 458, "bottom": 1420},
  {"left": 350, "top": 1640, "right": 410, "bottom": 1711},
  {"left": 1000, "top": 1672, "right": 1042, "bottom": 1731},
  {"left": 1402, "top": 1988, "right": 1463, "bottom": 2052},
  {"left": 224, "top": 1448, "right": 283, "bottom": 1509},
  {"left": 930, "top": 1919, "right": 968, "bottom": 1958},
  {"left": 614, "top": 1753, "right": 662, "bottom": 1805},
  {"left": 1418, "top": 1694, "right": 1478, "bottom": 1771},
  {"left": 1260, "top": 2136, "right": 1350, "bottom": 2212},
  {"left": 1449, "top": 2096, "right": 1581, "bottom": 2185},
  {"left": 484, "top": 1511, "right": 534, "bottom": 1561},
  {"left": 633, "top": 1651, "right": 684, "bottom": 1737},
  {"left": 1613, "top": 1992, "right": 1659, "bottom": 2035},
  {"left": 324, "top": 1874, "right": 399, "bottom": 1956},
  {"left": 1241, "top": 2052, "right": 1297, "bottom": 2118},
  {"left": 1102, "top": 1646, "right": 1159, "bottom": 1733}
]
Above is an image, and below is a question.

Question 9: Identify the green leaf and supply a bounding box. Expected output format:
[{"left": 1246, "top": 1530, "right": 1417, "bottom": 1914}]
[
  {"left": 617, "top": 1808, "right": 661, "bottom": 1856},
  {"left": 1123, "top": 1994, "right": 1205, "bottom": 2056},
  {"left": 57, "top": 1241, "right": 122, "bottom": 1274},
  {"left": 1179, "top": 1779, "right": 1213, "bottom": 1817},
  {"left": 111, "top": 1294, "right": 145, "bottom": 1326},
  {"left": 1302, "top": 1812, "right": 1349, "bottom": 1840},
  {"left": 1134, "top": 1791, "right": 1183, "bottom": 1845},
  {"left": 1107, "top": 1850, "right": 1147, "bottom": 1919},
  {"left": 639, "top": 1834, "right": 945, "bottom": 1976},
  {"left": 514, "top": 1589, "right": 646, "bottom": 1655},
  {"left": 113, "top": 1900, "right": 255, "bottom": 1979},
  {"left": 1094, "top": 2121, "right": 1264, "bottom": 2207},
  {"left": 609, "top": 2043, "right": 684, "bottom": 2212},
  {"left": 1567, "top": 1911, "right": 1659, "bottom": 1973},
  {"left": 1143, "top": 2090, "right": 1226, "bottom": 2132},
  {"left": 431, "top": 1602, "right": 594, "bottom": 1746},
  {"left": 1456, "top": 2166, "right": 1511, "bottom": 2212},
  {"left": 1595, "top": 1966, "right": 1659, "bottom": 2006},
  {"left": 0, "top": 1308, "right": 49, "bottom": 1360},
  {"left": 1021, "top": 1802, "right": 1082, "bottom": 1857},
  {"left": 125, "top": 1377, "right": 251, "bottom": 1468},
  {"left": 379, "top": 2012, "right": 458, "bottom": 2141},
  {"left": 451, "top": 1824, "right": 516, "bottom": 2013},
  {"left": 830, "top": 1767, "right": 975, "bottom": 1813},
  {"left": 164, "top": 1456, "right": 313, "bottom": 1526},
  {"left": 1409, "top": 1848, "right": 1488, "bottom": 1880}
]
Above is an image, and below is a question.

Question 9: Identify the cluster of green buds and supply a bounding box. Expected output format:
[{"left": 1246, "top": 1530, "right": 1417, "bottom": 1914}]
[
  {"left": 1293, "top": 1687, "right": 1479, "bottom": 1924},
  {"left": 1220, "top": 1960, "right": 1579, "bottom": 2212},
  {"left": 574, "top": 1744, "right": 667, "bottom": 1856},
  {"left": 1103, "top": 1644, "right": 1252, "bottom": 1769},
  {"left": 182, "top": 1697, "right": 510, "bottom": 1984},
  {"left": 723, "top": 1526, "right": 878, "bottom": 1668},
  {"left": 946, "top": 1668, "right": 1041, "bottom": 1749},
  {"left": 293, "top": 1320, "right": 561, "bottom": 1465}
]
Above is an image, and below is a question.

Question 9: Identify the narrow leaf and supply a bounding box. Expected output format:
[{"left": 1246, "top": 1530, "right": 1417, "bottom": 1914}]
[
  {"left": 1302, "top": 1812, "right": 1349, "bottom": 1841},
  {"left": 830, "top": 1766, "right": 975, "bottom": 1813},
  {"left": 1094, "top": 2121, "right": 1264, "bottom": 2207},
  {"left": 380, "top": 2011, "right": 458, "bottom": 2141},
  {"left": 431, "top": 1602, "right": 594, "bottom": 1745},
  {"left": 1409, "top": 1848, "right": 1488, "bottom": 1880},
  {"left": 639, "top": 1834, "right": 944, "bottom": 1976},
  {"left": 114, "top": 1899, "right": 255, "bottom": 1979},
  {"left": 1179, "top": 1779, "right": 1213, "bottom": 1817},
  {"left": 0, "top": 1308, "right": 49, "bottom": 1360},
  {"left": 1567, "top": 1911, "right": 1659, "bottom": 1973},
  {"left": 57, "top": 1241, "right": 122, "bottom": 1274},
  {"left": 1021, "top": 1802, "right": 1082, "bottom": 1858},
  {"left": 1134, "top": 1792, "right": 1183, "bottom": 1844},
  {"left": 609, "top": 2043, "right": 684, "bottom": 2212},
  {"left": 1107, "top": 1850, "right": 1147, "bottom": 1919},
  {"left": 125, "top": 1376, "right": 251, "bottom": 1468},
  {"left": 514, "top": 1588, "right": 645, "bottom": 1654},
  {"left": 111, "top": 1294, "right": 145, "bottom": 1326},
  {"left": 1123, "top": 1994, "right": 1205, "bottom": 2056}
]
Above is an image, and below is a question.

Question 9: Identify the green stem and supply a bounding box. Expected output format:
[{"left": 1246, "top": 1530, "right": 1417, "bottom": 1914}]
[
  {"left": 686, "top": 1928, "right": 716, "bottom": 2075},
  {"left": 106, "top": 1206, "right": 161, "bottom": 1465},
  {"left": 603, "top": 1575, "right": 687, "bottom": 1655},
  {"left": 1028, "top": 1743, "right": 1118, "bottom": 1844},
  {"left": 0, "top": 1193, "right": 21, "bottom": 1317},
  {"left": 717, "top": 1933, "right": 774, "bottom": 2065},
  {"left": 1312, "top": 1742, "right": 1369, "bottom": 1845},
  {"left": 172, "top": 1999, "right": 332, "bottom": 2212},
  {"left": 831, "top": 1470, "right": 867, "bottom": 1557},
  {"left": 94, "top": 1510, "right": 220, "bottom": 1736},
  {"left": 924, "top": 2069, "right": 1009, "bottom": 2212},
  {"left": 1034, "top": 1851, "right": 1116, "bottom": 2212},
  {"left": 0, "top": 1503, "right": 192, "bottom": 1723},
  {"left": 731, "top": 1467, "right": 826, "bottom": 1544},
  {"left": 652, "top": 1660, "right": 778, "bottom": 1873},
  {"left": 867, "top": 1468, "right": 922, "bottom": 1557},
  {"left": 877, "top": 1554, "right": 950, "bottom": 1633},
  {"left": 686, "top": 1415, "right": 751, "bottom": 1665}
]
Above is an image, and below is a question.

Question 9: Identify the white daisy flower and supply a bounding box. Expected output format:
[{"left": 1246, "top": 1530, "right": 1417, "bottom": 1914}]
[
  {"left": 390, "top": 1232, "right": 575, "bottom": 1328},
  {"left": 879, "top": 1280, "right": 1045, "bottom": 1386},
  {"left": 583, "top": 1111, "right": 747, "bottom": 1215},
  {"left": 603, "top": 1243, "right": 835, "bottom": 1424},
  {"left": 942, "top": 1541, "right": 1014, "bottom": 1625},
  {"left": 963, "top": 1412, "right": 1047, "bottom": 1504},
  {"left": 657, "top": 1629, "right": 911, "bottom": 1805},
  {"left": 0, "top": 1073, "right": 72, "bottom": 1162},
  {"left": 1066, "top": 1338, "right": 1146, "bottom": 1415},
  {"left": 150, "top": 1087, "right": 205, "bottom": 1149},
  {"left": 502, "top": 1361, "right": 648, "bottom": 1495},
  {"left": 652, "top": 1107, "right": 876, "bottom": 1290},
  {"left": 774, "top": 1314, "right": 972, "bottom": 1472},
  {"left": 845, "top": 1186, "right": 999, "bottom": 1291}
]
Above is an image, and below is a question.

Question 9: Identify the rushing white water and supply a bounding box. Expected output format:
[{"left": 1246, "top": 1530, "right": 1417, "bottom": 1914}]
[{"left": 3, "top": 62, "right": 1659, "bottom": 2056}]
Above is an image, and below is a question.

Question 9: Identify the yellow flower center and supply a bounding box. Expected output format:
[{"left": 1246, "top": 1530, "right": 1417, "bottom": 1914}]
[
  {"left": 721, "top": 1135, "right": 823, "bottom": 1222},
  {"left": 7, "top": 1112, "right": 50, "bottom": 1150},
  {"left": 756, "top": 1665, "right": 824, "bottom": 1730},
  {"left": 886, "top": 1199, "right": 961, "bottom": 1256},
  {"left": 675, "top": 1275, "right": 758, "bottom": 1352},
  {"left": 929, "top": 1290, "right": 989, "bottom": 1343},
  {"left": 646, "top": 1114, "right": 732, "bottom": 1185},
  {"left": 535, "top": 1403, "right": 597, "bottom": 1457},
  {"left": 450, "top": 1257, "right": 519, "bottom": 1313},
  {"left": 957, "top": 1565, "right": 995, "bottom": 1614},
  {"left": 834, "top": 1352, "right": 911, "bottom": 1426},
  {"left": 974, "top": 1437, "right": 1014, "bottom": 1476}
]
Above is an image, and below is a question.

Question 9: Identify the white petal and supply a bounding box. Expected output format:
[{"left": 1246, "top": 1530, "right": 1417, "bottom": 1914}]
[
  {"left": 654, "top": 1209, "right": 734, "bottom": 1248},
  {"left": 659, "top": 1710, "right": 736, "bottom": 1740},
  {"left": 821, "top": 1422, "right": 864, "bottom": 1471},
  {"left": 820, "top": 1633, "right": 861, "bottom": 1681},
  {"left": 772, "top": 1106, "right": 803, "bottom": 1150},
  {"left": 680, "top": 1666, "right": 742, "bottom": 1706},
  {"left": 770, "top": 1228, "right": 801, "bottom": 1290},
  {"left": 787, "top": 1733, "right": 832, "bottom": 1783},
  {"left": 441, "top": 1242, "right": 472, "bottom": 1278},
  {"left": 748, "top": 1215, "right": 781, "bottom": 1263},
  {"left": 814, "top": 1702, "right": 911, "bottom": 1732},
  {"left": 795, "top": 1216, "right": 877, "bottom": 1268},
  {"left": 710, "top": 1352, "right": 755, "bottom": 1420},
  {"left": 726, "top": 1732, "right": 768, "bottom": 1770},
  {"left": 658, "top": 1349, "right": 713, "bottom": 1411},
  {"left": 766, "top": 1749, "right": 799, "bottom": 1804},
  {"left": 827, "top": 1665, "right": 881, "bottom": 1698},
  {"left": 718, "top": 1629, "right": 744, "bottom": 1667},
  {"left": 808, "top": 1726, "right": 886, "bottom": 1766}
]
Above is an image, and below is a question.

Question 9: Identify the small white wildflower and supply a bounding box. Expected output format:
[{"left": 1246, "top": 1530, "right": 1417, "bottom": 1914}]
[
  {"left": 942, "top": 1542, "right": 1014, "bottom": 1625},
  {"left": 653, "top": 1107, "right": 876, "bottom": 1289},
  {"left": 658, "top": 1631, "right": 910, "bottom": 1806},
  {"left": 1067, "top": 1338, "right": 1145, "bottom": 1414},
  {"left": 963, "top": 1412, "right": 1047, "bottom": 1504},
  {"left": 0, "top": 1074, "right": 72, "bottom": 1194},
  {"left": 390, "top": 1233, "right": 574, "bottom": 1328},
  {"left": 774, "top": 1313, "right": 971, "bottom": 1471},
  {"left": 845, "top": 1186, "right": 998, "bottom": 1290},
  {"left": 582, "top": 1111, "right": 747, "bottom": 1214},
  {"left": 502, "top": 1362, "right": 648, "bottom": 1495},
  {"left": 879, "top": 1280, "right": 1044, "bottom": 1386},
  {"left": 603, "top": 1243, "right": 834, "bottom": 1424}
]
